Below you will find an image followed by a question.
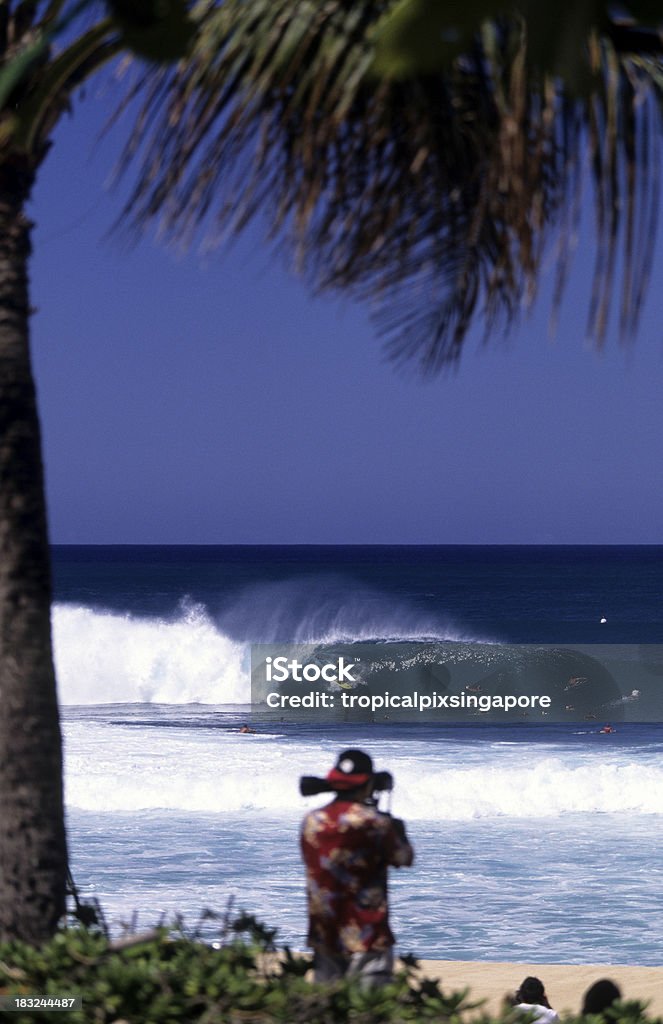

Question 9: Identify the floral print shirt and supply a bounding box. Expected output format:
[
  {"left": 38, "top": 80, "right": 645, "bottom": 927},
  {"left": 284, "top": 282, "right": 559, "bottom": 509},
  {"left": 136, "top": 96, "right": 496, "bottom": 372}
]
[{"left": 301, "top": 799, "right": 413, "bottom": 955}]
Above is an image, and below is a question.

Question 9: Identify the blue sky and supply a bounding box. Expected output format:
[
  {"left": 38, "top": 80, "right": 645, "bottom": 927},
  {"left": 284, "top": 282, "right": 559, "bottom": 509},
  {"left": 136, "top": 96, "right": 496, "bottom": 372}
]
[{"left": 29, "top": 73, "right": 663, "bottom": 544}]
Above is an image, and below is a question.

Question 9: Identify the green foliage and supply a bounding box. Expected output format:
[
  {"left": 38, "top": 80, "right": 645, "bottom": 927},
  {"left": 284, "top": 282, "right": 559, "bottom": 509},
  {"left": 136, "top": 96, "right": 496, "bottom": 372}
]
[
  {"left": 0, "top": 0, "right": 195, "bottom": 137},
  {"left": 0, "top": 918, "right": 475, "bottom": 1024},
  {"left": 372, "top": 0, "right": 504, "bottom": 77},
  {"left": 373, "top": 0, "right": 662, "bottom": 82},
  {"left": 0, "top": 916, "right": 659, "bottom": 1024},
  {"left": 105, "top": 0, "right": 195, "bottom": 62}
]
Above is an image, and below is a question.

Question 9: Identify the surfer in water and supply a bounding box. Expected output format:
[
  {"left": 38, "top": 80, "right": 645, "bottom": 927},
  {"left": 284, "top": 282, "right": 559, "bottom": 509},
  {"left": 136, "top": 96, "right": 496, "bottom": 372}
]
[
  {"left": 608, "top": 689, "right": 640, "bottom": 706},
  {"left": 599, "top": 724, "right": 615, "bottom": 734},
  {"left": 238, "top": 723, "right": 256, "bottom": 734},
  {"left": 564, "top": 676, "right": 587, "bottom": 691}
]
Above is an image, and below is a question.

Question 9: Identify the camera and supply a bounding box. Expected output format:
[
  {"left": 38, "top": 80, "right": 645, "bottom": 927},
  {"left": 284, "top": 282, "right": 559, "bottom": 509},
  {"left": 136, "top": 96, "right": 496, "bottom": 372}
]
[
  {"left": 369, "top": 770, "right": 394, "bottom": 793},
  {"left": 299, "top": 770, "right": 393, "bottom": 797}
]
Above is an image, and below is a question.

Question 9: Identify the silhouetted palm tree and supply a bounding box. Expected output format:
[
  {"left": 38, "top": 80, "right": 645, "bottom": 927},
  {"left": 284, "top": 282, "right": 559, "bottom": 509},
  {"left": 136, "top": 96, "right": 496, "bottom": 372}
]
[
  {"left": 1, "top": 0, "right": 662, "bottom": 943},
  {"left": 0, "top": 0, "right": 192, "bottom": 944}
]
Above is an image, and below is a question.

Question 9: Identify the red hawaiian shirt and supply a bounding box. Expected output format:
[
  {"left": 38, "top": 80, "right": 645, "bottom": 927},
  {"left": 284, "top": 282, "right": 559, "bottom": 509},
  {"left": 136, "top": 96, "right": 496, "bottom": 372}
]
[{"left": 301, "top": 799, "right": 414, "bottom": 955}]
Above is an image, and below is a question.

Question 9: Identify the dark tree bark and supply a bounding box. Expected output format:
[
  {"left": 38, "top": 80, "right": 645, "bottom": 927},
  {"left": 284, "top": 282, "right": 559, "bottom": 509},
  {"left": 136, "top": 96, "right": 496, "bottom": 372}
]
[{"left": 0, "top": 157, "right": 67, "bottom": 944}]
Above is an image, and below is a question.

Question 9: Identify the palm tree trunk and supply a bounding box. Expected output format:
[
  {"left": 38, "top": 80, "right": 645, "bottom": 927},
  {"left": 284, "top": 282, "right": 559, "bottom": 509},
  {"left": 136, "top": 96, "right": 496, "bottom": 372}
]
[{"left": 0, "top": 157, "right": 67, "bottom": 944}]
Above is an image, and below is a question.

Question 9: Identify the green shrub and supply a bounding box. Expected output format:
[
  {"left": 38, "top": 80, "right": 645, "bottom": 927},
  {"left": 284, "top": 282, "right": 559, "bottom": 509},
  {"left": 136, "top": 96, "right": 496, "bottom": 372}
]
[{"left": 0, "top": 918, "right": 658, "bottom": 1024}]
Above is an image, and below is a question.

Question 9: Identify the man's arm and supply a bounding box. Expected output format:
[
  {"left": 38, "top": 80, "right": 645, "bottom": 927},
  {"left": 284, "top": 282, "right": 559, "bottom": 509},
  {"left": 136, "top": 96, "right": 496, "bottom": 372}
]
[{"left": 386, "top": 815, "right": 414, "bottom": 867}]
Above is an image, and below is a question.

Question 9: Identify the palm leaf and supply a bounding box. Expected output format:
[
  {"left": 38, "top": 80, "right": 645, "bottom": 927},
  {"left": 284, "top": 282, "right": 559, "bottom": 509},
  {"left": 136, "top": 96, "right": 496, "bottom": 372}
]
[{"left": 120, "top": 1, "right": 663, "bottom": 370}]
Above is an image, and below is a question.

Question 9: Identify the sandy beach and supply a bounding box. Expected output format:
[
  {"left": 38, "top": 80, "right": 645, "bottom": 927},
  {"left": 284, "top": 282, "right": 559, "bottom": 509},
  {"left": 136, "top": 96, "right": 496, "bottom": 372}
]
[{"left": 417, "top": 961, "right": 663, "bottom": 1018}]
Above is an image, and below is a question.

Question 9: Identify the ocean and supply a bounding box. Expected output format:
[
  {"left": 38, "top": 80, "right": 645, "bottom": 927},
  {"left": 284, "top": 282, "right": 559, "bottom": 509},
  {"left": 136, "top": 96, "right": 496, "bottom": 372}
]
[{"left": 53, "top": 545, "right": 663, "bottom": 966}]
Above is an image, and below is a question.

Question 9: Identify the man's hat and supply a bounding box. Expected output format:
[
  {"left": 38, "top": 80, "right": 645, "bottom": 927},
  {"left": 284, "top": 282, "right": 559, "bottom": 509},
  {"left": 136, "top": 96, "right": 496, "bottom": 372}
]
[
  {"left": 299, "top": 748, "right": 393, "bottom": 797},
  {"left": 325, "top": 749, "right": 374, "bottom": 791}
]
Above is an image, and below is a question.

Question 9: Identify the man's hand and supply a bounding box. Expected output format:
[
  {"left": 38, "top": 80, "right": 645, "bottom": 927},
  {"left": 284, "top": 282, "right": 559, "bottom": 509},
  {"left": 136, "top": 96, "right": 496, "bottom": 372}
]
[{"left": 390, "top": 816, "right": 408, "bottom": 841}]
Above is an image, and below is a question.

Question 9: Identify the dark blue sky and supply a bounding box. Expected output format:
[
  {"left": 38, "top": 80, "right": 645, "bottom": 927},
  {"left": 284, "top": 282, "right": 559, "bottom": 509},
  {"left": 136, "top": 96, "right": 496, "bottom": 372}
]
[{"left": 29, "top": 77, "right": 663, "bottom": 544}]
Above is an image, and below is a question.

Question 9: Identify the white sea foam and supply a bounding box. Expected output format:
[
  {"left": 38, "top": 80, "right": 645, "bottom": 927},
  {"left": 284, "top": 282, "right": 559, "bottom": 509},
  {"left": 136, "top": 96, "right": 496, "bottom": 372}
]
[
  {"left": 397, "top": 758, "right": 663, "bottom": 819},
  {"left": 52, "top": 594, "right": 477, "bottom": 706},
  {"left": 214, "top": 577, "right": 480, "bottom": 646},
  {"left": 53, "top": 604, "right": 248, "bottom": 704},
  {"left": 63, "top": 714, "right": 663, "bottom": 964},
  {"left": 62, "top": 718, "right": 663, "bottom": 818}
]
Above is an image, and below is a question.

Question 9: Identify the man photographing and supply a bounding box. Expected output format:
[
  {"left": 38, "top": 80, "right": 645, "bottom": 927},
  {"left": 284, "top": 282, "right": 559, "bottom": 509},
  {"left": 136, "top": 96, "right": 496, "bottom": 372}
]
[{"left": 300, "top": 749, "right": 414, "bottom": 987}]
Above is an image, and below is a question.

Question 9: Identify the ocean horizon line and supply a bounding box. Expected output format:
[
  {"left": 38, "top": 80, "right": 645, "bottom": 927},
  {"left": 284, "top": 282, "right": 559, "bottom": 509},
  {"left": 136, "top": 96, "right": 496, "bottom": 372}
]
[{"left": 50, "top": 541, "right": 663, "bottom": 549}]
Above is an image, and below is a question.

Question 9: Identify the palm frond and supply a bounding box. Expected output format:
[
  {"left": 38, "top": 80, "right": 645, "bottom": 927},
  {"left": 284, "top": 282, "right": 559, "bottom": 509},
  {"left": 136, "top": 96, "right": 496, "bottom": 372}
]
[{"left": 120, "top": 1, "right": 663, "bottom": 370}]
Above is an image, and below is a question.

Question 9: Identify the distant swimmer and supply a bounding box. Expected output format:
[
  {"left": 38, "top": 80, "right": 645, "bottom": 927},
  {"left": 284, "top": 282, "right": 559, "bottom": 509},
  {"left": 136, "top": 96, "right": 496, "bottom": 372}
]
[
  {"left": 465, "top": 684, "right": 482, "bottom": 693},
  {"left": 239, "top": 723, "right": 256, "bottom": 734},
  {"left": 564, "top": 676, "right": 587, "bottom": 691},
  {"left": 606, "top": 688, "right": 641, "bottom": 708},
  {"left": 599, "top": 724, "right": 615, "bottom": 734}
]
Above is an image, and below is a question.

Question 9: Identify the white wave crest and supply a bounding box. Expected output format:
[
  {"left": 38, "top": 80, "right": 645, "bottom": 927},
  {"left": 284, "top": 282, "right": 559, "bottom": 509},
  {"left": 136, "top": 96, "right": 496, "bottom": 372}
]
[
  {"left": 53, "top": 604, "right": 248, "bottom": 704},
  {"left": 215, "top": 578, "right": 479, "bottom": 645},
  {"left": 62, "top": 720, "right": 663, "bottom": 817},
  {"left": 51, "top": 584, "right": 480, "bottom": 706},
  {"left": 399, "top": 758, "right": 663, "bottom": 819}
]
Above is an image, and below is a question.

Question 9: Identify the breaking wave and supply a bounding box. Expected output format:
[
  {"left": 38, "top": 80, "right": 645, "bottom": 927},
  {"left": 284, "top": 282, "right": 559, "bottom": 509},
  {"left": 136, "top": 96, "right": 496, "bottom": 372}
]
[{"left": 53, "top": 580, "right": 476, "bottom": 704}]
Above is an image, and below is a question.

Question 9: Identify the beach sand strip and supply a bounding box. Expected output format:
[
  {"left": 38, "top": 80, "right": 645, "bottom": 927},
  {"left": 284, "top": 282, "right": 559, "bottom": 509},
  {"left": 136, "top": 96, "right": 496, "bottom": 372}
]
[{"left": 415, "top": 961, "right": 663, "bottom": 1018}]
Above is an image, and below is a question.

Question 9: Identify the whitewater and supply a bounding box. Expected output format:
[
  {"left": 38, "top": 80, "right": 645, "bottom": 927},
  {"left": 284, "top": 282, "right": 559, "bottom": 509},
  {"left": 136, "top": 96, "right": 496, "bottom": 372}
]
[
  {"left": 63, "top": 706, "right": 663, "bottom": 964},
  {"left": 53, "top": 604, "right": 248, "bottom": 704},
  {"left": 53, "top": 545, "right": 663, "bottom": 966}
]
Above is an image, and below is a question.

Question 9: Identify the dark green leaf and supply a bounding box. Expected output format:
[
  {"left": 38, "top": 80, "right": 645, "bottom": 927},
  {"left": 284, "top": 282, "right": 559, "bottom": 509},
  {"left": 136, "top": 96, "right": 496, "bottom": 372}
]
[
  {"left": 373, "top": 0, "right": 502, "bottom": 77},
  {"left": 105, "top": 0, "right": 194, "bottom": 62}
]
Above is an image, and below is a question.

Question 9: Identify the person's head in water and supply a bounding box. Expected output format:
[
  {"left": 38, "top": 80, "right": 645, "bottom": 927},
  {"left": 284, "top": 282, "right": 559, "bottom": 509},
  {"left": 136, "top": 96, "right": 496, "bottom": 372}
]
[
  {"left": 516, "top": 977, "right": 551, "bottom": 1008},
  {"left": 582, "top": 979, "right": 621, "bottom": 1015}
]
